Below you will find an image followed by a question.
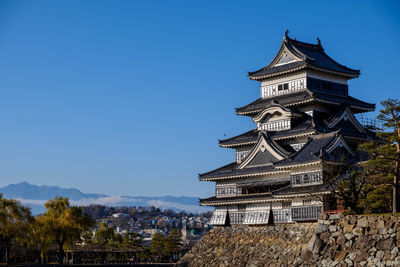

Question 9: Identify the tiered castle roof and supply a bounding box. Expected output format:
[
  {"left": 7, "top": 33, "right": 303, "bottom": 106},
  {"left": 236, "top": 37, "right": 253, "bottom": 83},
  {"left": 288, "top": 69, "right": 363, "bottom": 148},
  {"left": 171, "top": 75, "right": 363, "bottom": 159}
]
[{"left": 199, "top": 32, "right": 376, "bottom": 211}]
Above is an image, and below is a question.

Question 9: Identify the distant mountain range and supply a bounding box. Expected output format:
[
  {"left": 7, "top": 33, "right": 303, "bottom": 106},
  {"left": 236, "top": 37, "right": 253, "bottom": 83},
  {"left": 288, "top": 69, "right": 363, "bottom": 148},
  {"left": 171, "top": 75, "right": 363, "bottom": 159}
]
[{"left": 0, "top": 182, "right": 209, "bottom": 215}]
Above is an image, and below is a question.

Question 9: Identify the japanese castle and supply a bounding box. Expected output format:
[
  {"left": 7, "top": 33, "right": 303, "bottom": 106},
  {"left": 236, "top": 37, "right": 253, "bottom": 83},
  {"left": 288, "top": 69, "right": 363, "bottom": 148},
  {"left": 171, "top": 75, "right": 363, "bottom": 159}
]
[{"left": 199, "top": 32, "right": 375, "bottom": 225}]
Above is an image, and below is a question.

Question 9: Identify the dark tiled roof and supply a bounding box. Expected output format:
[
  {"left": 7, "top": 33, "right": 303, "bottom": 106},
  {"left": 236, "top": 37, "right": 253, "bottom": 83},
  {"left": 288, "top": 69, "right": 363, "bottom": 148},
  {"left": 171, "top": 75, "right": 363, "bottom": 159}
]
[
  {"left": 236, "top": 91, "right": 374, "bottom": 115},
  {"left": 219, "top": 119, "right": 316, "bottom": 148},
  {"left": 237, "top": 178, "right": 290, "bottom": 187},
  {"left": 248, "top": 37, "right": 360, "bottom": 80},
  {"left": 312, "top": 92, "right": 375, "bottom": 110},
  {"left": 219, "top": 129, "right": 258, "bottom": 147},
  {"left": 273, "top": 183, "right": 331, "bottom": 196},
  {"left": 199, "top": 163, "right": 279, "bottom": 180},
  {"left": 248, "top": 61, "right": 306, "bottom": 78},
  {"left": 270, "top": 118, "right": 316, "bottom": 139},
  {"left": 198, "top": 162, "right": 239, "bottom": 179},
  {"left": 236, "top": 90, "right": 312, "bottom": 115},
  {"left": 275, "top": 132, "right": 338, "bottom": 167},
  {"left": 200, "top": 194, "right": 273, "bottom": 205}
]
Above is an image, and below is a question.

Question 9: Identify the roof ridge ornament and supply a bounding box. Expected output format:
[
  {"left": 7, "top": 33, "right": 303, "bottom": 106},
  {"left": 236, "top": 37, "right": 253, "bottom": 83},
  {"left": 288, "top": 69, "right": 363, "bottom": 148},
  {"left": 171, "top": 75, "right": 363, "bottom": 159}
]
[
  {"left": 283, "top": 29, "right": 289, "bottom": 41},
  {"left": 317, "top": 37, "right": 324, "bottom": 51}
]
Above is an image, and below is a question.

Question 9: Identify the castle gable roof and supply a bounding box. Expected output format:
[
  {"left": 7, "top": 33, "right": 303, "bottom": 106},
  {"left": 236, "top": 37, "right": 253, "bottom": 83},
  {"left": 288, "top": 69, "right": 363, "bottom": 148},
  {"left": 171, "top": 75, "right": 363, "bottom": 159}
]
[
  {"left": 327, "top": 107, "right": 366, "bottom": 133},
  {"left": 238, "top": 133, "right": 289, "bottom": 169},
  {"left": 248, "top": 35, "right": 360, "bottom": 80},
  {"left": 275, "top": 131, "right": 354, "bottom": 168}
]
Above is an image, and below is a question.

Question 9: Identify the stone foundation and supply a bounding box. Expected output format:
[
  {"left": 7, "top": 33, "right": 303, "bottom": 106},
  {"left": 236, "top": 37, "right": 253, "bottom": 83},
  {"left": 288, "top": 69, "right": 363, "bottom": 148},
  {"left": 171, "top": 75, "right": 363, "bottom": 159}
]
[{"left": 177, "top": 215, "right": 400, "bottom": 267}]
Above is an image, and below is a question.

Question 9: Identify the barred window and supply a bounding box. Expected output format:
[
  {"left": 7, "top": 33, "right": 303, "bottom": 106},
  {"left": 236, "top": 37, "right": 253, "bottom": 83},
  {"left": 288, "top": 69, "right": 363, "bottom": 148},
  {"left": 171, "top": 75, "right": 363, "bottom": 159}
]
[
  {"left": 216, "top": 186, "right": 238, "bottom": 196},
  {"left": 291, "top": 171, "right": 323, "bottom": 185},
  {"left": 258, "top": 119, "right": 290, "bottom": 132},
  {"left": 261, "top": 78, "right": 306, "bottom": 98}
]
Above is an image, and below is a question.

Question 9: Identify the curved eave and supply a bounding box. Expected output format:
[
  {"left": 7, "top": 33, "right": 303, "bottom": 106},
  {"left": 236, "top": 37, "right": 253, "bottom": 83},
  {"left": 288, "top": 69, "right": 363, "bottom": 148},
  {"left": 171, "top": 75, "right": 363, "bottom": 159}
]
[
  {"left": 236, "top": 97, "right": 315, "bottom": 116},
  {"left": 248, "top": 63, "right": 308, "bottom": 81},
  {"left": 219, "top": 130, "right": 316, "bottom": 148},
  {"left": 199, "top": 169, "right": 290, "bottom": 182},
  {"left": 200, "top": 196, "right": 282, "bottom": 206},
  {"left": 248, "top": 63, "right": 359, "bottom": 81},
  {"left": 219, "top": 140, "right": 257, "bottom": 149},
  {"left": 275, "top": 160, "right": 322, "bottom": 170},
  {"left": 273, "top": 190, "right": 331, "bottom": 198},
  {"left": 236, "top": 98, "right": 373, "bottom": 117},
  {"left": 273, "top": 130, "right": 316, "bottom": 141}
]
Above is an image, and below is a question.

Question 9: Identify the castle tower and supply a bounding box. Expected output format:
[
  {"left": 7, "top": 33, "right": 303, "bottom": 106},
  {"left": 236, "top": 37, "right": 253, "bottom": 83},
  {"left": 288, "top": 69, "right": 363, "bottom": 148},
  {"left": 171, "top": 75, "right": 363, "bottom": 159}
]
[{"left": 199, "top": 32, "right": 376, "bottom": 225}]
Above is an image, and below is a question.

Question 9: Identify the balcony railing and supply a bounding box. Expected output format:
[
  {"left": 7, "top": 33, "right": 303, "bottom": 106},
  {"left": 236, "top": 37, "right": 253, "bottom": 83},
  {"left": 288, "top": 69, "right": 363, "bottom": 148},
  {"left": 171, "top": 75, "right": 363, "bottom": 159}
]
[{"left": 291, "top": 206, "right": 322, "bottom": 221}]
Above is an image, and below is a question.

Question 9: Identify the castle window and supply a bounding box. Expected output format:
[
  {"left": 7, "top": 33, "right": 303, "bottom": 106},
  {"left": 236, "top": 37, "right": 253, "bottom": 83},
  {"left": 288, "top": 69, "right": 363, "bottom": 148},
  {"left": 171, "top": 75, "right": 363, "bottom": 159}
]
[
  {"left": 306, "top": 77, "right": 348, "bottom": 96},
  {"left": 261, "top": 78, "right": 306, "bottom": 97},
  {"left": 258, "top": 119, "right": 290, "bottom": 131},
  {"left": 216, "top": 186, "right": 238, "bottom": 196},
  {"left": 291, "top": 171, "right": 323, "bottom": 185}
]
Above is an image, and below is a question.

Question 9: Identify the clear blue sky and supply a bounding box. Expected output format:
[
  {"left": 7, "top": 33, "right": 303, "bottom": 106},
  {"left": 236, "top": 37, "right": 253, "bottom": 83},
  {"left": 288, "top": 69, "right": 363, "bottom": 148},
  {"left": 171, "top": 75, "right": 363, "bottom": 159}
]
[{"left": 0, "top": 0, "right": 398, "bottom": 197}]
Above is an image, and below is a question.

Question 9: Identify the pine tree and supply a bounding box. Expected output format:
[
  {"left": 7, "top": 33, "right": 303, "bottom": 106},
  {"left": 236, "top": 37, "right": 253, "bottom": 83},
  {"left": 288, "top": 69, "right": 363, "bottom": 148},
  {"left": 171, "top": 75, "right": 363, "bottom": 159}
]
[
  {"left": 150, "top": 233, "right": 165, "bottom": 262},
  {"left": 361, "top": 99, "right": 400, "bottom": 213}
]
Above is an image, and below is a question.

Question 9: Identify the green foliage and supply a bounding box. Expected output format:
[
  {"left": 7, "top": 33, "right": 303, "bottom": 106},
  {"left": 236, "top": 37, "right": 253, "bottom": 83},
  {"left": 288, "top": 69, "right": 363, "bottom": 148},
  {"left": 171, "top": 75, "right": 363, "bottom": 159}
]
[
  {"left": 324, "top": 163, "right": 368, "bottom": 214},
  {"left": 360, "top": 98, "right": 400, "bottom": 213},
  {"left": 0, "top": 194, "right": 33, "bottom": 264},
  {"left": 163, "top": 228, "right": 182, "bottom": 256},
  {"left": 361, "top": 185, "right": 392, "bottom": 214},
  {"left": 150, "top": 233, "right": 165, "bottom": 261},
  {"left": 149, "top": 229, "right": 182, "bottom": 263},
  {"left": 123, "top": 232, "right": 142, "bottom": 249},
  {"left": 35, "top": 196, "right": 94, "bottom": 263},
  {"left": 93, "top": 223, "right": 114, "bottom": 245},
  {"left": 92, "top": 222, "right": 126, "bottom": 248},
  {"left": 31, "top": 215, "right": 53, "bottom": 263}
]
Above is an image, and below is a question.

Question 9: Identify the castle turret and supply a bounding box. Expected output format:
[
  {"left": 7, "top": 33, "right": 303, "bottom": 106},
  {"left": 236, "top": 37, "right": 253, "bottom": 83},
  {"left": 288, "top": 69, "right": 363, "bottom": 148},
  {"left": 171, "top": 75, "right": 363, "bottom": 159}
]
[{"left": 199, "top": 32, "right": 376, "bottom": 225}]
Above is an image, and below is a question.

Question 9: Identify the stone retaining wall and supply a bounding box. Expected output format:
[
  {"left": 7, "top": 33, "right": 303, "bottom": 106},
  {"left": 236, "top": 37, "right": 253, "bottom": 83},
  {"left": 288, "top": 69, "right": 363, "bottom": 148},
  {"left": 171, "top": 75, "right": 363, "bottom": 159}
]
[{"left": 177, "top": 215, "right": 400, "bottom": 267}]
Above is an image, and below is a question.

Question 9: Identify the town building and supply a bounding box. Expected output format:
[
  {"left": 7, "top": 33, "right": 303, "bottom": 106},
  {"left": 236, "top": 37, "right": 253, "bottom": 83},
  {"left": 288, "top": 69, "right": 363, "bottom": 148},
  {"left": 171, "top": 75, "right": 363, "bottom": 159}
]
[{"left": 199, "top": 32, "right": 376, "bottom": 225}]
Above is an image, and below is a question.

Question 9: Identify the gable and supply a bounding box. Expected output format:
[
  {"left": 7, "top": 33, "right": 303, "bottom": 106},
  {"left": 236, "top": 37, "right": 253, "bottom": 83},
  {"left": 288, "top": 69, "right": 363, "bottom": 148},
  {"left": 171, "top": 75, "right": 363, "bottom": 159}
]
[
  {"left": 245, "top": 150, "right": 280, "bottom": 168},
  {"left": 328, "top": 107, "right": 366, "bottom": 133},
  {"left": 275, "top": 51, "right": 296, "bottom": 66},
  {"left": 238, "top": 135, "right": 286, "bottom": 169},
  {"left": 325, "top": 135, "right": 355, "bottom": 161},
  {"left": 268, "top": 44, "right": 303, "bottom": 68}
]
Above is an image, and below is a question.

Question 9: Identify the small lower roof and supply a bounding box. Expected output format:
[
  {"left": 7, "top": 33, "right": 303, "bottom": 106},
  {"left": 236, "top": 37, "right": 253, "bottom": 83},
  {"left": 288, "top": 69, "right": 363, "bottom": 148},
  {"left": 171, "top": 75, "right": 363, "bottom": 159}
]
[
  {"left": 219, "top": 119, "right": 316, "bottom": 148},
  {"left": 199, "top": 193, "right": 274, "bottom": 206},
  {"left": 236, "top": 90, "right": 312, "bottom": 115},
  {"left": 199, "top": 163, "right": 283, "bottom": 180},
  {"left": 272, "top": 183, "right": 331, "bottom": 197},
  {"left": 275, "top": 131, "right": 338, "bottom": 167}
]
